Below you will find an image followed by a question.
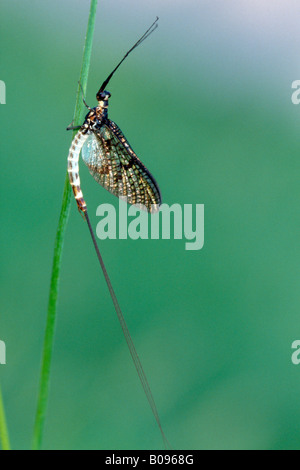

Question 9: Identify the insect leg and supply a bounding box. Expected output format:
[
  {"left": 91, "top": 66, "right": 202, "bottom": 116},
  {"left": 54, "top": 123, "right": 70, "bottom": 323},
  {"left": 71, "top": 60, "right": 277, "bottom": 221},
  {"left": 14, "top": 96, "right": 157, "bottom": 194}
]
[{"left": 66, "top": 123, "right": 82, "bottom": 131}]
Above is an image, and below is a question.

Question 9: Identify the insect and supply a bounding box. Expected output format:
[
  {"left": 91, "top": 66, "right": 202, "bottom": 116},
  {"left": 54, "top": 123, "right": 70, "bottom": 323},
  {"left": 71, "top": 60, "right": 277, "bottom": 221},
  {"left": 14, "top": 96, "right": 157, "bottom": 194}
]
[
  {"left": 67, "top": 18, "right": 169, "bottom": 448},
  {"left": 67, "top": 17, "right": 161, "bottom": 217}
]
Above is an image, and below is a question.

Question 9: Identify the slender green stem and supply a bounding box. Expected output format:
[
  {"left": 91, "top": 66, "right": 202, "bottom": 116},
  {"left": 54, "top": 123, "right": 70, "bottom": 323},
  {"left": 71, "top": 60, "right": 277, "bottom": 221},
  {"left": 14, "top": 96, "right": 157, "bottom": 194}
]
[
  {"left": 32, "top": 0, "right": 98, "bottom": 450},
  {"left": 0, "top": 386, "right": 11, "bottom": 450}
]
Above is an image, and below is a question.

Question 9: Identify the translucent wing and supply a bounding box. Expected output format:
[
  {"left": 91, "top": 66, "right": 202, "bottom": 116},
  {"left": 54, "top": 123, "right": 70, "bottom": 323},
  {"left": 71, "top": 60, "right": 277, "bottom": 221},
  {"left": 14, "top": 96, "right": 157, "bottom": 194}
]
[{"left": 81, "top": 120, "right": 161, "bottom": 212}]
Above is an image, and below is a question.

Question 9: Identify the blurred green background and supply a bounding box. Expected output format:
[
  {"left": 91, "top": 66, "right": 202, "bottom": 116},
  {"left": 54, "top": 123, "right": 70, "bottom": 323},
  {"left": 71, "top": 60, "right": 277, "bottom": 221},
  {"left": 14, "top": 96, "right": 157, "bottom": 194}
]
[{"left": 1, "top": 0, "right": 300, "bottom": 450}]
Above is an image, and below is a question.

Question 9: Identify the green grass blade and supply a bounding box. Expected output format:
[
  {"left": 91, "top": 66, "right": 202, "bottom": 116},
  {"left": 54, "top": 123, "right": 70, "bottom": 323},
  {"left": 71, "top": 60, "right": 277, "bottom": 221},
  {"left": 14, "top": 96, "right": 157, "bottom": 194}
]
[
  {"left": 0, "top": 386, "right": 11, "bottom": 450},
  {"left": 32, "top": 0, "right": 98, "bottom": 451}
]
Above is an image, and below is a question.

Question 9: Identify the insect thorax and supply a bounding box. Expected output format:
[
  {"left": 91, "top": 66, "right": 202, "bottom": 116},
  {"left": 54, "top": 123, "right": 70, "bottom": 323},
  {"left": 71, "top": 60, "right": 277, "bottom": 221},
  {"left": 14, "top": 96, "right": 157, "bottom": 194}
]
[
  {"left": 82, "top": 106, "right": 108, "bottom": 133},
  {"left": 81, "top": 90, "right": 111, "bottom": 133}
]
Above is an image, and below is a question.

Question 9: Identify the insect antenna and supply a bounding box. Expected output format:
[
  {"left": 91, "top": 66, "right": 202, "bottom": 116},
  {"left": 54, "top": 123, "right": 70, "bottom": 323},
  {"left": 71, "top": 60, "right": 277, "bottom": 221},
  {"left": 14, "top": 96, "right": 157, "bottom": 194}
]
[
  {"left": 84, "top": 209, "right": 171, "bottom": 449},
  {"left": 98, "top": 17, "right": 159, "bottom": 93}
]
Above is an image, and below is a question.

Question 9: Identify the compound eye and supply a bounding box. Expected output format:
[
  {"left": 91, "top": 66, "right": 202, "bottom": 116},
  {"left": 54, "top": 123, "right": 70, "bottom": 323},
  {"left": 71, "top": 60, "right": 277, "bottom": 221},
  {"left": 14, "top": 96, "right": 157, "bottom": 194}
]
[{"left": 96, "top": 92, "right": 102, "bottom": 100}]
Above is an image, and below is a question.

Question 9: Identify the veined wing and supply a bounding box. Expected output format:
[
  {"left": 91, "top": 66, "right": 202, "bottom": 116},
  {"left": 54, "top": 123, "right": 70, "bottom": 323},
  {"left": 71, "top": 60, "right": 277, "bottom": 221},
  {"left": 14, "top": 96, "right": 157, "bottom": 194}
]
[{"left": 81, "top": 120, "right": 161, "bottom": 213}]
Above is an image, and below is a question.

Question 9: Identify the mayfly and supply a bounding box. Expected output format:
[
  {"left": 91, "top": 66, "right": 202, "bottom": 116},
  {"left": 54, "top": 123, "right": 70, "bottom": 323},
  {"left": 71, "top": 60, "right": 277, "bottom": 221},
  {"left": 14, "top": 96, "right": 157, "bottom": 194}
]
[{"left": 67, "top": 18, "right": 169, "bottom": 447}]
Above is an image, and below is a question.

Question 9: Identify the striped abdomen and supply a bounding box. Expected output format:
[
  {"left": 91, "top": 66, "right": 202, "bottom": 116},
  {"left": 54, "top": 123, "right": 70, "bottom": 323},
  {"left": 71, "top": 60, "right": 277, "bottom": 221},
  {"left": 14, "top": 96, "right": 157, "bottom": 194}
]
[{"left": 67, "top": 130, "right": 89, "bottom": 214}]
